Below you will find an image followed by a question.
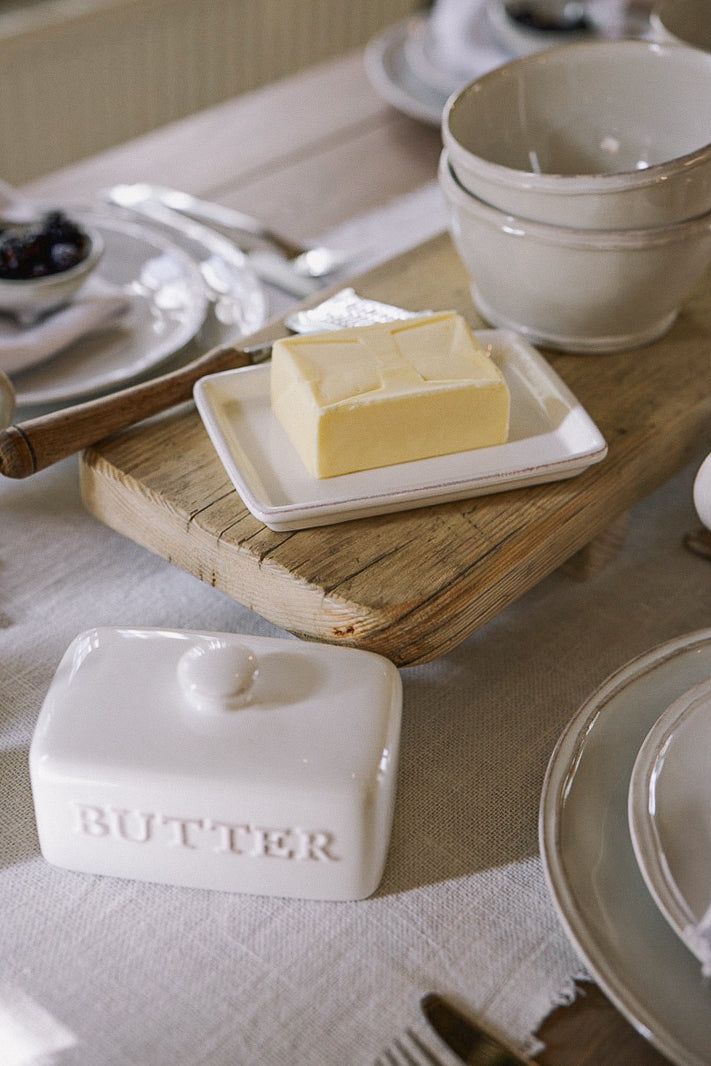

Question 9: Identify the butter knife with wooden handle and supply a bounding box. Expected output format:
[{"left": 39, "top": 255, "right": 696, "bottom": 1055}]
[
  {"left": 0, "top": 290, "right": 418, "bottom": 480},
  {"left": 0, "top": 340, "right": 272, "bottom": 479},
  {"left": 421, "top": 993, "right": 535, "bottom": 1065}
]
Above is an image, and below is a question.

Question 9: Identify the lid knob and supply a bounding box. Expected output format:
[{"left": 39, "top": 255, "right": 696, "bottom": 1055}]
[{"left": 177, "top": 638, "right": 259, "bottom": 714}]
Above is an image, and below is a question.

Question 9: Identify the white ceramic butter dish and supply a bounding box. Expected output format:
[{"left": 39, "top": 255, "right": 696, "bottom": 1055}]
[
  {"left": 194, "top": 329, "right": 607, "bottom": 530},
  {"left": 29, "top": 627, "right": 402, "bottom": 900}
]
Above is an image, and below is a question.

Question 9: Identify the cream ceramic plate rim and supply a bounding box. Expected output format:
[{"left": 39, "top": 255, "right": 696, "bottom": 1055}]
[
  {"left": 540, "top": 628, "right": 711, "bottom": 1066},
  {"left": 194, "top": 328, "right": 607, "bottom": 531},
  {"left": 364, "top": 7, "right": 559, "bottom": 127},
  {"left": 403, "top": 1, "right": 512, "bottom": 97},
  {"left": 628, "top": 676, "right": 711, "bottom": 968},
  {"left": 364, "top": 15, "right": 453, "bottom": 126}
]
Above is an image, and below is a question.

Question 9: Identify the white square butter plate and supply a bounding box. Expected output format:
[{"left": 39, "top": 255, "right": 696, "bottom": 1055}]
[{"left": 193, "top": 329, "right": 607, "bottom": 531}]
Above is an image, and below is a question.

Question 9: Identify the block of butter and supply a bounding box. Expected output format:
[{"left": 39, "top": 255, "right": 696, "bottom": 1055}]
[
  {"left": 29, "top": 627, "right": 402, "bottom": 901},
  {"left": 270, "top": 312, "right": 510, "bottom": 478}
]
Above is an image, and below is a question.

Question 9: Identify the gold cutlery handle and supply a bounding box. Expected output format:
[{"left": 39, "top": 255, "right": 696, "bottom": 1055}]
[
  {"left": 0, "top": 342, "right": 267, "bottom": 479},
  {"left": 421, "top": 993, "right": 534, "bottom": 1065}
]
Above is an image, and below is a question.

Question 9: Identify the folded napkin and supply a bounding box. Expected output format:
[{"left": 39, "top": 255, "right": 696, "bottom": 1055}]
[
  {"left": 0, "top": 178, "right": 132, "bottom": 376},
  {"left": 0, "top": 275, "right": 131, "bottom": 376},
  {"left": 424, "top": 0, "right": 511, "bottom": 83}
]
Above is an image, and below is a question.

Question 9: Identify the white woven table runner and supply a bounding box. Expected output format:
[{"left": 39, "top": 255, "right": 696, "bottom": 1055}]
[{"left": 1, "top": 182, "right": 709, "bottom": 1065}]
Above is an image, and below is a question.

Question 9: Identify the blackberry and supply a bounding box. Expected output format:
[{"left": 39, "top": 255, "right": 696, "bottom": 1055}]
[
  {"left": 0, "top": 210, "right": 90, "bottom": 280},
  {"left": 50, "top": 242, "right": 80, "bottom": 272}
]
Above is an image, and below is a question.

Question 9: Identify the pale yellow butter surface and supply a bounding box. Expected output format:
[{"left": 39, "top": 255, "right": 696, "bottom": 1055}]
[{"left": 270, "top": 312, "right": 510, "bottom": 478}]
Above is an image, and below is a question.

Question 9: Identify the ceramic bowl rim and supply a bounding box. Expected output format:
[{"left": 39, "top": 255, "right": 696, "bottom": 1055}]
[
  {"left": 443, "top": 38, "right": 711, "bottom": 194},
  {"left": 440, "top": 150, "right": 711, "bottom": 248}
]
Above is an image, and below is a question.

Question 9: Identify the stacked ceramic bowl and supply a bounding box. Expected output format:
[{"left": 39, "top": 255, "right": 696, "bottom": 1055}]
[{"left": 440, "top": 39, "right": 711, "bottom": 352}]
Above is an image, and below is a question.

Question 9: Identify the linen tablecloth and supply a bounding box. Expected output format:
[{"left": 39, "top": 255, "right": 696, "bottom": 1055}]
[{"left": 2, "top": 183, "right": 710, "bottom": 1065}]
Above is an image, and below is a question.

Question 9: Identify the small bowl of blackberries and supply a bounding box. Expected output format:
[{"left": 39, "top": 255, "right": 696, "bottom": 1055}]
[{"left": 0, "top": 210, "right": 103, "bottom": 324}]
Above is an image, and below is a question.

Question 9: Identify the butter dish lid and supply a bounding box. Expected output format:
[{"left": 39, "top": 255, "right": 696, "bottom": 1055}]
[
  {"left": 30, "top": 628, "right": 403, "bottom": 900},
  {"left": 30, "top": 627, "right": 402, "bottom": 791}
]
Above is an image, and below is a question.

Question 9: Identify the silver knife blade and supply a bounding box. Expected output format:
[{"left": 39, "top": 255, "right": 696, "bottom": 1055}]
[{"left": 421, "top": 994, "right": 535, "bottom": 1066}]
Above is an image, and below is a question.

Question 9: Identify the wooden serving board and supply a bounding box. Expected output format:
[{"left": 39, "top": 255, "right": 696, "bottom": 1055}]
[{"left": 80, "top": 233, "right": 711, "bottom": 666}]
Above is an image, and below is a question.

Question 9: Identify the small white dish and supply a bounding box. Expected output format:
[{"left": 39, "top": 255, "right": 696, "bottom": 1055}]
[
  {"left": 11, "top": 206, "right": 267, "bottom": 409},
  {"left": 11, "top": 210, "right": 207, "bottom": 407},
  {"left": 540, "top": 628, "right": 711, "bottom": 1066},
  {"left": 364, "top": 16, "right": 450, "bottom": 125},
  {"left": 628, "top": 677, "right": 711, "bottom": 975},
  {"left": 401, "top": 12, "right": 466, "bottom": 98},
  {"left": 194, "top": 329, "right": 607, "bottom": 531},
  {"left": 364, "top": 12, "right": 515, "bottom": 126},
  {"left": 404, "top": 2, "right": 513, "bottom": 97},
  {"left": 0, "top": 222, "right": 104, "bottom": 324}
]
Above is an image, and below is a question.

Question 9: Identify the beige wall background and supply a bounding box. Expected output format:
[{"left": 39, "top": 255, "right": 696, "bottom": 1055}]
[{"left": 0, "top": 0, "right": 427, "bottom": 184}]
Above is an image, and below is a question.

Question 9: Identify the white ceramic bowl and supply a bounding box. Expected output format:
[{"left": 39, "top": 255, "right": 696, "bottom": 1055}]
[
  {"left": 0, "top": 222, "right": 103, "bottom": 324},
  {"left": 443, "top": 39, "right": 711, "bottom": 229},
  {"left": 650, "top": 0, "right": 711, "bottom": 52},
  {"left": 439, "top": 150, "right": 711, "bottom": 353}
]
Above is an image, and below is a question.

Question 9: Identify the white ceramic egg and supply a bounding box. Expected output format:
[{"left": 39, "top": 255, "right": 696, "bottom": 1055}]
[{"left": 693, "top": 453, "right": 711, "bottom": 532}]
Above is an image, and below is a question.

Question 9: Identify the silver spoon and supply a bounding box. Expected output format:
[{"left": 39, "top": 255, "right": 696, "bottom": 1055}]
[{"left": 104, "top": 183, "right": 351, "bottom": 279}]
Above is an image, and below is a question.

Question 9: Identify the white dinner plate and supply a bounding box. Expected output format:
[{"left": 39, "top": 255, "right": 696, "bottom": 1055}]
[
  {"left": 628, "top": 677, "right": 711, "bottom": 975},
  {"left": 10, "top": 211, "right": 207, "bottom": 406},
  {"left": 401, "top": 13, "right": 467, "bottom": 98},
  {"left": 540, "top": 629, "right": 711, "bottom": 1066},
  {"left": 364, "top": 12, "right": 516, "bottom": 125},
  {"left": 194, "top": 329, "right": 607, "bottom": 531},
  {"left": 100, "top": 201, "right": 268, "bottom": 353}
]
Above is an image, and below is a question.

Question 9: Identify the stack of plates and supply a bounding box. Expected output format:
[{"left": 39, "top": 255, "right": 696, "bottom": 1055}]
[
  {"left": 363, "top": 3, "right": 601, "bottom": 127},
  {"left": 540, "top": 629, "right": 711, "bottom": 1066},
  {"left": 364, "top": 10, "right": 511, "bottom": 126},
  {"left": 10, "top": 206, "right": 268, "bottom": 410}
]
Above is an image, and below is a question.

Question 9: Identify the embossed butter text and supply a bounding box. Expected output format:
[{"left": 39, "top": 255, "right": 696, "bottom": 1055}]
[{"left": 72, "top": 804, "right": 338, "bottom": 861}]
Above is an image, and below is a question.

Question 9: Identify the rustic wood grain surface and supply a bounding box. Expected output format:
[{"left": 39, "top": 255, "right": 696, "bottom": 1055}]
[{"left": 80, "top": 232, "right": 711, "bottom": 667}]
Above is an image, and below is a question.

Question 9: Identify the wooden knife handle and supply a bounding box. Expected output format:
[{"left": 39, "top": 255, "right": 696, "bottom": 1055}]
[{"left": 0, "top": 343, "right": 258, "bottom": 479}]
